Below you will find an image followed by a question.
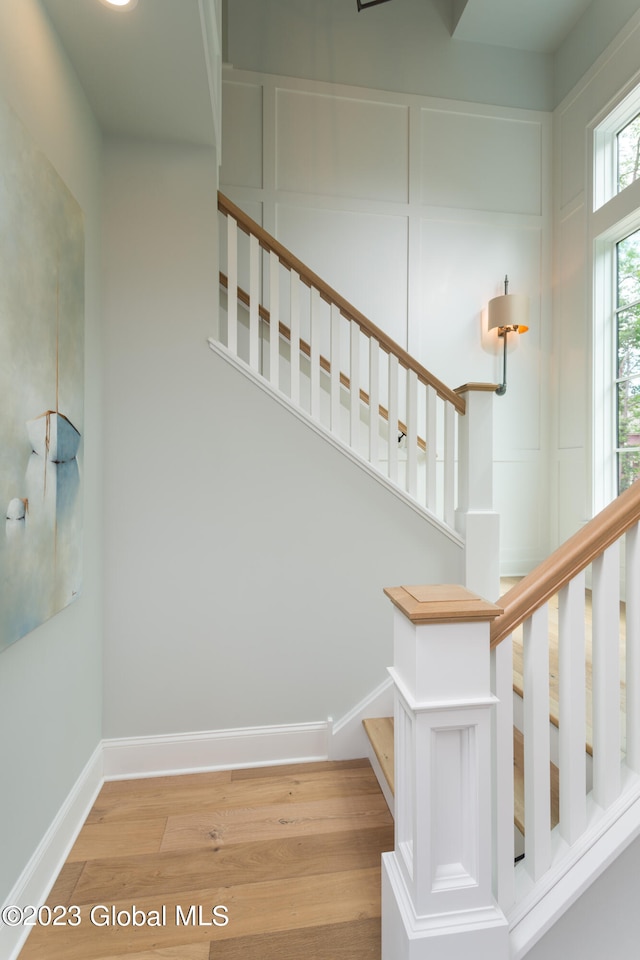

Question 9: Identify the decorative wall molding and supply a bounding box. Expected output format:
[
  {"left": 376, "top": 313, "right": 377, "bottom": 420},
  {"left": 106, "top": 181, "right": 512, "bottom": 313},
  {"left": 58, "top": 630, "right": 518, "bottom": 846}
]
[
  {"left": 198, "top": 0, "right": 223, "bottom": 156},
  {"left": 220, "top": 65, "right": 553, "bottom": 574}
]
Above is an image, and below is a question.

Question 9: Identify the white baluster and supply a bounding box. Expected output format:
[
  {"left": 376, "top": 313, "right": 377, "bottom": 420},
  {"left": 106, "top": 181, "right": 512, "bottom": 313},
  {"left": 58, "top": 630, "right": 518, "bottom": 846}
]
[
  {"left": 558, "top": 571, "right": 587, "bottom": 844},
  {"left": 592, "top": 543, "right": 621, "bottom": 807},
  {"left": 626, "top": 523, "right": 640, "bottom": 772},
  {"left": 425, "top": 385, "right": 437, "bottom": 511},
  {"left": 443, "top": 401, "right": 455, "bottom": 528},
  {"left": 289, "top": 270, "right": 300, "bottom": 405},
  {"left": 491, "top": 635, "right": 515, "bottom": 913},
  {"left": 350, "top": 321, "right": 361, "bottom": 451},
  {"left": 310, "top": 288, "right": 321, "bottom": 420},
  {"left": 388, "top": 354, "right": 399, "bottom": 483},
  {"left": 226, "top": 215, "right": 238, "bottom": 355},
  {"left": 268, "top": 251, "right": 280, "bottom": 389},
  {"left": 369, "top": 338, "right": 380, "bottom": 467},
  {"left": 523, "top": 604, "right": 551, "bottom": 881},
  {"left": 330, "top": 305, "right": 341, "bottom": 437},
  {"left": 406, "top": 370, "right": 418, "bottom": 498},
  {"left": 249, "top": 234, "right": 260, "bottom": 371}
]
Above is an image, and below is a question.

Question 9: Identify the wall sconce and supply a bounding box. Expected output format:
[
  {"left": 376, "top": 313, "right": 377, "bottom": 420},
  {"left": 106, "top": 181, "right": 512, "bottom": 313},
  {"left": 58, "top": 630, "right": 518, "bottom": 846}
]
[
  {"left": 487, "top": 276, "right": 529, "bottom": 396},
  {"left": 357, "top": 0, "right": 392, "bottom": 9}
]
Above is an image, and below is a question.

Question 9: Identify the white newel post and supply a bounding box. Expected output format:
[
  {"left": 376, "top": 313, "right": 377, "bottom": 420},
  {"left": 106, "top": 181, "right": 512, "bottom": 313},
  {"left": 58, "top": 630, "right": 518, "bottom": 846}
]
[
  {"left": 381, "top": 584, "right": 508, "bottom": 960},
  {"left": 455, "top": 384, "right": 500, "bottom": 603}
]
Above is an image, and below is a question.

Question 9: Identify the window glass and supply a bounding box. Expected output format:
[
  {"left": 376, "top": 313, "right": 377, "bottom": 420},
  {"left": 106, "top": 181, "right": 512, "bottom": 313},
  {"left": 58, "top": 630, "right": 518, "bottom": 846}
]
[
  {"left": 616, "top": 231, "right": 640, "bottom": 491},
  {"left": 617, "top": 114, "right": 640, "bottom": 192}
]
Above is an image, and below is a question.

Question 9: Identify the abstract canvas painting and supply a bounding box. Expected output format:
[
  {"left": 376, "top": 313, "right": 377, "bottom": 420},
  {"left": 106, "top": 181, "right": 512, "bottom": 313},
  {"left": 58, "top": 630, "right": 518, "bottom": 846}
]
[{"left": 0, "top": 97, "right": 84, "bottom": 654}]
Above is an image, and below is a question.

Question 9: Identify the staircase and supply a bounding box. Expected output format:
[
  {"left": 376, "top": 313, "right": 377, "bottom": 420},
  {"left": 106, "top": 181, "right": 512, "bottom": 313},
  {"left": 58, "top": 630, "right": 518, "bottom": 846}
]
[
  {"left": 216, "top": 193, "right": 467, "bottom": 529},
  {"left": 213, "top": 191, "right": 640, "bottom": 956},
  {"left": 364, "top": 715, "right": 561, "bottom": 839},
  {"left": 214, "top": 191, "right": 501, "bottom": 602},
  {"left": 374, "top": 485, "right": 640, "bottom": 958}
]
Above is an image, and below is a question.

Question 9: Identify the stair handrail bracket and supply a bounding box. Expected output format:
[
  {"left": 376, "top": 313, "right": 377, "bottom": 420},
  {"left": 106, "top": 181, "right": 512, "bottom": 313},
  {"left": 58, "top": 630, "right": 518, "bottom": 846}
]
[
  {"left": 217, "top": 193, "right": 498, "bottom": 545},
  {"left": 381, "top": 583, "right": 510, "bottom": 960},
  {"left": 492, "top": 478, "right": 640, "bottom": 955}
]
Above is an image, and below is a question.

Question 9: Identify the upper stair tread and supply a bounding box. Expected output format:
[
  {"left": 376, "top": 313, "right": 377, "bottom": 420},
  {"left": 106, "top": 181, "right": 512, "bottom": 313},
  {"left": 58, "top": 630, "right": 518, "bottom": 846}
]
[
  {"left": 362, "top": 717, "right": 394, "bottom": 796},
  {"left": 364, "top": 717, "right": 559, "bottom": 835},
  {"left": 501, "top": 576, "right": 627, "bottom": 757}
]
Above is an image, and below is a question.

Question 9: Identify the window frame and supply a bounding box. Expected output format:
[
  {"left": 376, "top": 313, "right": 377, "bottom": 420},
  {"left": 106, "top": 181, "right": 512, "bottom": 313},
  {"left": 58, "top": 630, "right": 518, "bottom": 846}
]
[
  {"left": 591, "top": 78, "right": 640, "bottom": 510},
  {"left": 593, "top": 82, "right": 640, "bottom": 211}
]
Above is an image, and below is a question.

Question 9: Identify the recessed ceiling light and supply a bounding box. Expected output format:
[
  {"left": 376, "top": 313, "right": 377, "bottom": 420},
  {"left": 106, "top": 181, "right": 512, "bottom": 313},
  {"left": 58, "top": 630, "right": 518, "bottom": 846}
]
[{"left": 98, "top": 0, "right": 138, "bottom": 9}]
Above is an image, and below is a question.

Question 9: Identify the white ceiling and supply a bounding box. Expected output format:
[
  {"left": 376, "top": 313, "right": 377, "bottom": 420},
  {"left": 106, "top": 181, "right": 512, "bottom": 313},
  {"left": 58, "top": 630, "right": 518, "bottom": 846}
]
[
  {"left": 41, "top": 0, "right": 217, "bottom": 145},
  {"left": 40, "top": 0, "right": 594, "bottom": 144}
]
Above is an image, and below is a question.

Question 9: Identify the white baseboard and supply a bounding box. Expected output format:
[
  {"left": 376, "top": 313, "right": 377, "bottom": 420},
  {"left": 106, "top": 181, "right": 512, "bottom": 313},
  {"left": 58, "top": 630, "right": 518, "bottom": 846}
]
[
  {"left": 329, "top": 676, "right": 394, "bottom": 760},
  {"left": 102, "top": 720, "right": 330, "bottom": 780},
  {"left": 1, "top": 743, "right": 103, "bottom": 960}
]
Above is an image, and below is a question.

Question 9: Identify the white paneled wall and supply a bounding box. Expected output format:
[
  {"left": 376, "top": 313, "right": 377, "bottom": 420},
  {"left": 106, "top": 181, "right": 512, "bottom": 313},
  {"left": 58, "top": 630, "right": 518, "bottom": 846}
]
[
  {"left": 553, "top": 9, "right": 640, "bottom": 546},
  {"left": 221, "top": 67, "right": 553, "bottom": 576},
  {"left": 419, "top": 110, "right": 542, "bottom": 215},
  {"left": 275, "top": 91, "right": 409, "bottom": 202}
]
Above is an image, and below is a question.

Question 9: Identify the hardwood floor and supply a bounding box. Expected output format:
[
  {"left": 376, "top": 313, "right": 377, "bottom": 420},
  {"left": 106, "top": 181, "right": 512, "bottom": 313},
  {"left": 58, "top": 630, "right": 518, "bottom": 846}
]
[{"left": 18, "top": 759, "right": 393, "bottom": 960}]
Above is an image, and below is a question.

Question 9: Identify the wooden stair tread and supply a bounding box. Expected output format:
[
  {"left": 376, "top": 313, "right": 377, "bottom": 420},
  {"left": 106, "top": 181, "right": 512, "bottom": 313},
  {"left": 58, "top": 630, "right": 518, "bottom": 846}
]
[
  {"left": 501, "top": 576, "right": 627, "bottom": 758},
  {"left": 364, "top": 718, "right": 559, "bottom": 836},
  {"left": 362, "top": 717, "right": 394, "bottom": 795}
]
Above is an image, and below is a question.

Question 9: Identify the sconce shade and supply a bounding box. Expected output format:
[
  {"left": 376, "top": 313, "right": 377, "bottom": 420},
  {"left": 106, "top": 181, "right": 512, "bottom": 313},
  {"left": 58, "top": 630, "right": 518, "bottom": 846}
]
[{"left": 488, "top": 293, "right": 529, "bottom": 334}]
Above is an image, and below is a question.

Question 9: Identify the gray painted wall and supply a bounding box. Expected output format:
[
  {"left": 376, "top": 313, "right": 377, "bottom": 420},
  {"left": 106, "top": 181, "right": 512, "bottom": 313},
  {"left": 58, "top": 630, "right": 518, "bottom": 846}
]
[
  {"left": 100, "top": 138, "right": 463, "bottom": 737},
  {"left": 3, "top": 0, "right": 640, "bottom": 937},
  {"left": 526, "top": 834, "right": 640, "bottom": 959},
  {"left": 225, "top": 0, "right": 553, "bottom": 110},
  {"left": 226, "top": 0, "right": 640, "bottom": 113},
  {"left": 0, "top": 0, "right": 103, "bottom": 906},
  {"left": 554, "top": 0, "right": 640, "bottom": 106}
]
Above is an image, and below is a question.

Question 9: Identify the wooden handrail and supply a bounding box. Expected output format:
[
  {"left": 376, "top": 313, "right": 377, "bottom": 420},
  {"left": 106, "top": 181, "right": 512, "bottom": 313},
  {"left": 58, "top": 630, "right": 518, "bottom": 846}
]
[
  {"left": 220, "top": 271, "right": 427, "bottom": 450},
  {"left": 491, "top": 479, "right": 640, "bottom": 648},
  {"left": 219, "top": 192, "right": 465, "bottom": 415}
]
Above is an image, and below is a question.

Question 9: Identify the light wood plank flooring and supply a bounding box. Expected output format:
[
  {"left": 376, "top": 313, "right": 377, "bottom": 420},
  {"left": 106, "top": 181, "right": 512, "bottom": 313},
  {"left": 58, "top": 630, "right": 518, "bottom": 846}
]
[{"left": 18, "top": 759, "right": 393, "bottom": 960}]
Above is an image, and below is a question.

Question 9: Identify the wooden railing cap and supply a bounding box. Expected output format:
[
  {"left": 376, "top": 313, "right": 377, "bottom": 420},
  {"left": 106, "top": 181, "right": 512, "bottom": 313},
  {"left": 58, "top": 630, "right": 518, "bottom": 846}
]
[
  {"left": 384, "top": 584, "right": 503, "bottom": 625},
  {"left": 219, "top": 191, "right": 465, "bottom": 415},
  {"left": 454, "top": 382, "right": 501, "bottom": 395},
  {"left": 491, "top": 478, "right": 640, "bottom": 648}
]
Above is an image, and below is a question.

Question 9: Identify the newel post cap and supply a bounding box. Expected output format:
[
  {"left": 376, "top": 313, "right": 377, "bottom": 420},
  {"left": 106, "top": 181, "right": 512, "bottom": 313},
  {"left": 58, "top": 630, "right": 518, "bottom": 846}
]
[{"left": 383, "top": 584, "right": 502, "bottom": 625}]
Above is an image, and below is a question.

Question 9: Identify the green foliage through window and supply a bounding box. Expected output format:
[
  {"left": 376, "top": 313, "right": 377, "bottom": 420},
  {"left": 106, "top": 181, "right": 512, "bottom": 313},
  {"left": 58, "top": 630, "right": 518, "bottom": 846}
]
[
  {"left": 617, "top": 114, "right": 640, "bottom": 193},
  {"left": 616, "top": 231, "right": 640, "bottom": 491}
]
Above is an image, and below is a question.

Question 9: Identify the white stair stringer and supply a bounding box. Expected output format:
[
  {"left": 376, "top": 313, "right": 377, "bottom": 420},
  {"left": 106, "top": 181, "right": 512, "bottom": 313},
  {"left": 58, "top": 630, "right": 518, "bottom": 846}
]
[
  {"left": 509, "top": 770, "right": 640, "bottom": 958},
  {"left": 208, "top": 337, "right": 463, "bottom": 548}
]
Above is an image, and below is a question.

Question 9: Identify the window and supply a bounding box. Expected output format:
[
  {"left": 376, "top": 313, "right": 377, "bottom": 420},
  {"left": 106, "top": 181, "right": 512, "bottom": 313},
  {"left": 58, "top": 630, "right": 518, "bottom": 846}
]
[
  {"left": 593, "top": 83, "right": 640, "bottom": 210},
  {"left": 617, "top": 114, "right": 640, "bottom": 193},
  {"left": 616, "top": 230, "right": 640, "bottom": 491},
  {"left": 592, "top": 82, "right": 640, "bottom": 506}
]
